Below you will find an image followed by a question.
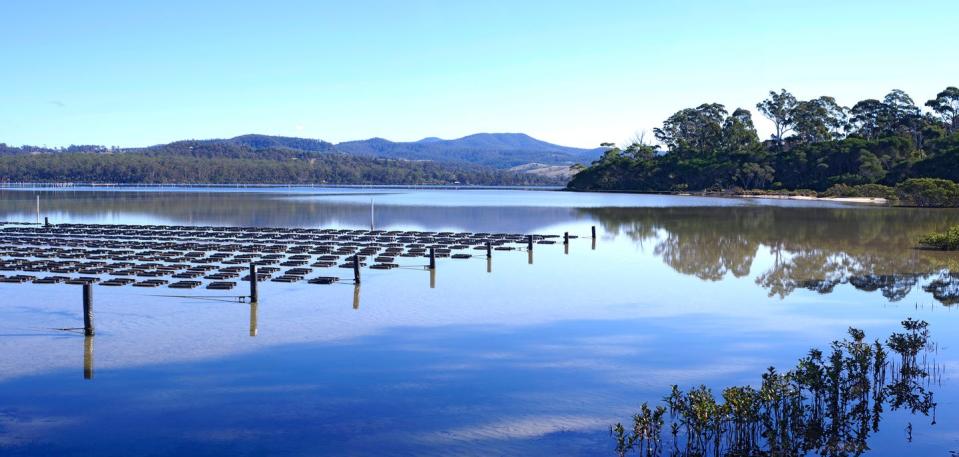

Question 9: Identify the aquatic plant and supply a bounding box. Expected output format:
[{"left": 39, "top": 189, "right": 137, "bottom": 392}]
[
  {"left": 919, "top": 225, "right": 959, "bottom": 250},
  {"left": 611, "top": 320, "right": 938, "bottom": 456}
]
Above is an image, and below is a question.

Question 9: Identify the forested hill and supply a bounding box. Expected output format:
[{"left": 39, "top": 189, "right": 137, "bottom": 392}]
[
  {"left": 214, "top": 134, "right": 338, "bottom": 152},
  {"left": 0, "top": 133, "right": 602, "bottom": 170},
  {"left": 568, "top": 87, "right": 959, "bottom": 194},
  {"left": 0, "top": 132, "right": 597, "bottom": 183},
  {"left": 336, "top": 133, "right": 604, "bottom": 168},
  {"left": 0, "top": 141, "right": 561, "bottom": 186}
]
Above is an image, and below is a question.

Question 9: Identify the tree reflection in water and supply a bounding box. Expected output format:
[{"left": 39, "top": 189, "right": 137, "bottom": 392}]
[
  {"left": 923, "top": 272, "right": 959, "bottom": 305},
  {"left": 581, "top": 206, "right": 959, "bottom": 305},
  {"left": 611, "top": 320, "right": 938, "bottom": 457}
]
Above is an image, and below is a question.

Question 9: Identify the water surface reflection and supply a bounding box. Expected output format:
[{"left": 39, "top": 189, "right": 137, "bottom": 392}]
[
  {"left": 583, "top": 206, "right": 959, "bottom": 304},
  {"left": 1, "top": 189, "right": 958, "bottom": 456}
]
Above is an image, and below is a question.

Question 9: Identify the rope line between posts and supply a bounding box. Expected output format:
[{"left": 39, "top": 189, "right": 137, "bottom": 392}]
[
  {"left": 51, "top": 327, "right": 85, "bottom": 334},
  {"left": 0, "top": 326, "right": 89, "bottom": 336},
  {"left": 142, "top": 293, "right": 251, "bottom": 303}
]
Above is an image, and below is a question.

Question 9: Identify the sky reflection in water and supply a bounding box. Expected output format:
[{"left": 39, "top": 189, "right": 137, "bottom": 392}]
[{"left": 0, "top": 188, "right": 958, "bottom": 456}]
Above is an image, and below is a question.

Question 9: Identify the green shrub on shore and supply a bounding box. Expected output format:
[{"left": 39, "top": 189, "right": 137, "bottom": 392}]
[
  {"left": 736, "top": 188, "right": 819, "bottom": 197},
  {"left": 896, "top": 178, "right": 959, "bottom": 207},
  {"left": 821, "top": 183, "right": 898, "bottom": 199},
  {"left": 919, "top": 225, "right": 959, "bottom": 250}
]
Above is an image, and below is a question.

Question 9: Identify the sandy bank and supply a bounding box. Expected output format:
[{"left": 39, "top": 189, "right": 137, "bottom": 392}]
[{"left": 737, "top": 194, "right": 888, "bottom": 204}]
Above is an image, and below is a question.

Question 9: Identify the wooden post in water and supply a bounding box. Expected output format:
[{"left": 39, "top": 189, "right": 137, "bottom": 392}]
[
  {"left": 83, "top": 335, "right": 94, "bottom": 380},
  {"left": 44, "top": 217, "right": 50, "bottom": 228},
  {"left": 564, "top": 232, "right": 569, "bottom": 244},
  {"left": 82, "top": 284, "right": 94, "bottom": 336},
  {"left": 353, "top": 254, "right": 361, "bottom": 285},
  {"left": 36, "top": 195, "right": 40, "bottom": 225},
  {"left": 486, "top": 241, "right": 492, "bottom": 259},
  {"left": 428, "top": 247, "right": 436, "bottom": 270},
  {"left": 527, "top": 235, "right": 533, "bottom": 251},
  {"left": 249, "top": 263, "right": 259, "bottom": 303},
  {"left": 591, "top": 225, "right": 596, "bottom": 239}
]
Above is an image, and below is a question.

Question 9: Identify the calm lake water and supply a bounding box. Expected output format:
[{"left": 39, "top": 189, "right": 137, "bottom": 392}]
[{"left": 1, "top": 187, "right": 958, "bottom": 456}]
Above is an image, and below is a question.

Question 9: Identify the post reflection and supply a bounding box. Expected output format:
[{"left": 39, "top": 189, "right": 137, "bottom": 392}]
[
  {"left": 429, "top": 268, "right": 436, "bottom": 289},
  {"left": 486, "top": 256, "right": 492, "bottom": 273},
  {"left": 249, "top": 302, "right": 258, "bottom": 337},
  {"left": 352, "top": 284, "right": 361, "bottom": 310},
  {"left": 528, "top": 249, "right": 533, "bottom": 265},
  {"left": 83, "top": 335, "right": 94, "bottom": 380}
]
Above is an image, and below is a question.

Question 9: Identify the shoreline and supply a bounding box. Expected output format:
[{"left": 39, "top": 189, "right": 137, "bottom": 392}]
[
  {"left": 735, "top": 194, "right": 888, "bottom": 205},
  {"left": 565, "top": 187, "right": 892, "bottom": 205},
  {"left": 0, "top": 183, "right": 894, "bottom": 205}
]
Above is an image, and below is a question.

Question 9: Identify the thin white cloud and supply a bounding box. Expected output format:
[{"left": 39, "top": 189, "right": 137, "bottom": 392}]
[{"left": 419, "top": 415, "right": 609, "bottom": 443}]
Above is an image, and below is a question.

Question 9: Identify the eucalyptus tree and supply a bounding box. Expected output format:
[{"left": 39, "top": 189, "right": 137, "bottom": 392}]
[
  {"left": 721, "top": 108, "right": 762, "bottom": 152},
  {"left": 653, "top": 103, "right": 728, "bottom": 156},
  {"left": 722, "top": 108, "right": 773, "bottom": 189},
  {"left": 884, "top": 89, "right": 920, "bottom": 118},
  {"left": 791, "top": 96, "right": 848, "bottom": 144},
  {"left": 884, "top": 89, "right": 926, "bottom": 145},
  {"left": 756, "top": 89, "right": 797, "bottom": 147},
  {"left": 849, "top": 98, "right": 890, "bottom": 140},
  {"left": 839, "top": 90, "right": 920, "bottom": 141},
  {"left": 926, "top": 86, "right": 959, "bottom": 132}
]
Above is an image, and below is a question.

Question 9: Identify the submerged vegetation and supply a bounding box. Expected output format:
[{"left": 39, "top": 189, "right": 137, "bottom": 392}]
[
  {"left": 611, "top": 320, "right": 938, "bottom": 456},
  {"left": 570, "top": 87, "right": 959, "bottom": 205},
  {"left": 919, "top": 226, "right": 959, "bottom": 251}
]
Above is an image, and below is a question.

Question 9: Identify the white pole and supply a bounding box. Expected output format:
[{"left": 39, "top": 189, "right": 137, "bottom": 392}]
[{"left": 36, "top": 195, "right": 40, "bottom": 224}]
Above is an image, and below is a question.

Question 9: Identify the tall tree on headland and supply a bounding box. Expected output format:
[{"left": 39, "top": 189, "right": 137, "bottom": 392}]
[
  {"left": 756, "top": 89, "right": 797, "bottom": 147},
  {"left": 791, "top": 96, "right": 848, "bottom": 144},
  {"left": 849, "top": 98, "right": 890, "bottom": 140},
  {"left": 926, "top": 86, "right": 959, "bottom": 132},
  {"left": 653, "top": 103, "right": 728, "bottom": 156}
]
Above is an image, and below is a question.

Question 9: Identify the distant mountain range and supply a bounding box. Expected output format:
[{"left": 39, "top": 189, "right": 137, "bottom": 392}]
[
  {"left": 1, "top": 133, "right": 605, "bottom": 181},
  {"left": 203, "top": 132, "right": 602, "bottom": 170},
  {"left": 335, "top": 133, "right": 603, "bottom": 169}
]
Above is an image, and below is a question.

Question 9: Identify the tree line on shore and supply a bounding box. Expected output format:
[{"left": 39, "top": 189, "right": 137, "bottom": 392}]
[
  {"left": 568, "top": 87, "right": 959, "bottom": 204},
  {"left": 0, "top": 141, "right": 559, "bottom": 186}
]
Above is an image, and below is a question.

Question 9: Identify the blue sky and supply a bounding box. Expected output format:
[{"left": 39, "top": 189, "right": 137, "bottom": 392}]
[{"left": 1, "top": 0, "right": 957, "bottom": 148}]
